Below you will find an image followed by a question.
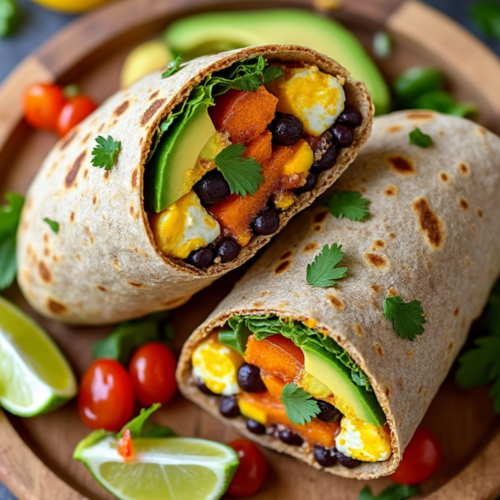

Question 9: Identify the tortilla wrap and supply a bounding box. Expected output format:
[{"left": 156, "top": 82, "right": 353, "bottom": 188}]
[
  {"left": 177, "top": 111, "right": 500, "bottom": 479},
  {"left": 16, "top": 44, "right": 373, "bottom": 325}
]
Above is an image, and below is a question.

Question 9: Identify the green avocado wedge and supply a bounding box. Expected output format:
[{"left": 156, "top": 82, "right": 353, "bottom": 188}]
[{"left": 164, "top": 9, "right": 390, "bottom": 114}]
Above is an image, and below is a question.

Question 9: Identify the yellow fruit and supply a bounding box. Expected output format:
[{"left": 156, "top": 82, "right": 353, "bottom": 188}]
[
  {"left": 29, "top": 0, "right": 111, "bottom": 13},
  {"left": 120, "top": 39, "right": 173, "bottom": 88}
]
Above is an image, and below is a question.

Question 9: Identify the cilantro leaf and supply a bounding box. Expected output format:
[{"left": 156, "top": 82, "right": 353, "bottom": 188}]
[
  {"left": 91, "top": 136, "right": 121, "bottom": 171},
  {"left": 383, "top": 296, "right": 426, "bottom": 341},
  {"left": 306, "top": 243, "right": 348, "bottom": 288},
  {"left": 162, "top": 55, "right": 183, "bottom": 79},
  {"left": 43, "top": 218, "right": 59, "bottom": 234},
  {"left": 219, "top": 316, "right": 252, "bottom": 355},
  {"left": 214, "top": 144, "right": 263, "bottom": 197},
  {"left": 281, "top": 383, "right": 320, "bottom": 425},
  {"left": 470, "top": 1, "right": 500, "bottom": 40},
  {"left": 0, "top": 192, "right": 24, "bottom": 290},
  {"left": 409, "top": 127, "right": 432, "bottom": 148},
  {"left": 326, "top": 191, "right": 370, "bottom": 221},
  {"left": 263, "top": 65, "right": 285, "bottom": 83},
  {"left": 359, "top": 484, "right": 419, "bottom": 500}
]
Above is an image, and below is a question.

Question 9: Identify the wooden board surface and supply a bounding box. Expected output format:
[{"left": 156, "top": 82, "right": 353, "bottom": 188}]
[{"left": 1, "top": 0, "right": 500, "bottom": 499}]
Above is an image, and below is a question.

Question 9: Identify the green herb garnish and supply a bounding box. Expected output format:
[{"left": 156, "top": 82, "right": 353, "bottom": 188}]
[
  {"left": 306, "top": 243, "right": 348, "bottom": 288},
  {"left": 119, "top": 404, "right": 176, "bottom": 439},
  {"left": 219, "top": 317, "right": 252, "bottom": 355},
  {"left": 326, "top": 191, "right": 370, "bottom": 221},
  {"left": 281, "top": 383, "right": 320, "bottom": 425},
  {"left": 162, "top": 55, "right": 183, "bottom": 79},
  {"left": 0, "top": 0, "right": 21, "bottom": 39},
  {"left": 263, "top": 64, "right": 285, "bottom": 83},
  {"left": 91, "top": 136, "right": 121, "bottom": 171},
  {"left": 43, "top": 218, "right": 59, "bottom": 233},
  {"left": 359, "top": 484, "right": 419, "bottom": 500},
  {"left": 383, "top": 296, "right": 426, "bottom": 341},
  {"left": 470, "top": 0, "right": 500, "bottom": 40},
  {"left": 214, "top": 144, "right": 263, "bottom": 197},
  {"left": 0, "top": 192, "right": 24, "bottom": 291},
  {"left": 409, "top": 127, "right": 432, "bottom": 148}
]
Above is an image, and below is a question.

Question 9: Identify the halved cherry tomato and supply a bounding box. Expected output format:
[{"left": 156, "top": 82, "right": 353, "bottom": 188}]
[
  {"left": 56, "top": 95, "right": 97, "bottom": 137},
  {"left": 78, "top": 359, "right": 135, "bottom": 431},
  {"left": 128, "top": 342, "right": 177, "bottom": 407},
  {"left": 23, "top": 83, "right": 67, "bottom": 130},
  {"left": 391, "top": 427, "right": 442, "bottom": 485},
  {"left": 227, "top": 439, "right": 267, "bottom": 497}
]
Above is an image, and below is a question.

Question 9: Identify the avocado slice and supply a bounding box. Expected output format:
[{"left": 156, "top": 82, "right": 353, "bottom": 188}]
[
  {"left": 301, "top": 343, "right": 386, "bottom": 426},
  {"left": 164, "top": 9, "right": 390, "bottom": 114},
  {"left": 145, "top": 105, "right": 216, "bottom": 213}
]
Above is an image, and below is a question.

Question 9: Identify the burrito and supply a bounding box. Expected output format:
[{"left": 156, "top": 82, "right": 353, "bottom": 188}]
[
  {"left": 17, "top": 44, "right": 373, "bottom": 325},
  {"left": 177, "top": 111, "right": 500, "bottom": 479}
]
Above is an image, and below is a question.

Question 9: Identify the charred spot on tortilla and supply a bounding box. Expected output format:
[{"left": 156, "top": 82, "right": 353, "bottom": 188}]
[
  {"left": 353, "top": 323, "right": 364, "bottom": 337},
  {"left": 364, "top": 252, "right": 388, "bottom": 270},
  {"left": 406, "top": 111, "right": 435, "bottom": 121},
  {"left": 383, "top": 184, "right": 398, "bottom": 197},
  {"left": 477, "top": 208, "right": 484, "bottom": 218},
  {"left": 458, "top": 162, "right": 469, "bottom": 175},
  {"left": 128, "top": 281, "right": 144, "bottom": 288},
  {"left": 412, "top": 197, "right": 445, "bottom": 249},
  {"left": 459, "top": 198, "right": 469, "bottom": 211},
  {"left": 47, "top": 298, "right": 68, "bottom": 315},
  {"left": 374, "top": 343, "right": 384, "bottom": 358},
  {"left": 476, "top": 127, "right": 487, "bottom": 137},
  {"left": 313, "top": 224, "right": 322, "bottom": 232},
  {"left": 60, "top": 130, "right": 76, "bottom": 150},
  {"left": 92, "top": 196, "right": 97, "bottom": 206},
  {"left": 114, "top": 101, "right": 130, "bottom": 117},
  {"left": 387, "top": 155, "right": 415, "bottom": 175},
  {"left": 464, "top": 256, "right": 472, "bottom": 268},
  {"left": 326, "top": 294, "right": 345, "bottom": 310},
  {"left": 98, "top": 123, "right": 105, "bottom": 133},
  {"left": 371, "top": 284, "right": 381, "bottom": 293},
  {"left": 387, "top": 125, "right": 403, "bottom": 133},
  {"left": 131, "top": 169, "right": 139, "bottom": 189},
  {"left": 82, "top": 132, "right": 91, "bottom": 144},
  {"left": 275, "top": 260, "right": 291, "bottom": 274},
  {"left": 70, "top": 212, "right": 75, "bottom": 223},
  {"left": 38, "top": 261, "right": 52, "bottom": 283},
  {"left": 372, "top": 240, "right": 386, "bottom": 250},
  {"left": 454, "top": 307, "right": 459, "bottom": 317},
  {"left": 439, "top": 172, "right": 452, "bottom": 184},
  {"left": 65, "top": 151, "right": 86, "bottom": 188},
  {"left": 280, "top": 250, "right": 293, "bottom": 260},
  {"left": 314, "top": 210, "right": 329, "bottom": 224},
  {"left": 150, "top": 90, "right": 159, "bottom": 100},
  {"left": 303, "top": 242, "right": 319, "bottom": 253},
  {"left": 141, "top": 99, "right": 166, "bottom": 126},
  {"left": 97, "top": 285, "right": 108, "bottom": 292},
  {"left": 253, "top": 301, "right": 265, "bottom": 308}
]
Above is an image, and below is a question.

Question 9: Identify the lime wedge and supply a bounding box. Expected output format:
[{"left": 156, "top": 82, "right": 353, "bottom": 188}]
[
  {"left": 0, "top": 297, "right": 77, "bottom": 416},
  {"left": 74, "top": 432, "right": 239, "bottom": 500}
]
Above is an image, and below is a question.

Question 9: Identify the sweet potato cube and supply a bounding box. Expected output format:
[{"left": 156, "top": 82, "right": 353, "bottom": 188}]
[{"left": 209, "top": 86, "right": 278, "bottom": 144}]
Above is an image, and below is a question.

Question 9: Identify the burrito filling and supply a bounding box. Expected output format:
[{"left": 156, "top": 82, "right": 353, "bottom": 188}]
[
  {"left": 145, "top": 57, "right": 363, "bottom": 269},
  {"left": 190, "top": 316, "right": 391, "bottom": 468}
]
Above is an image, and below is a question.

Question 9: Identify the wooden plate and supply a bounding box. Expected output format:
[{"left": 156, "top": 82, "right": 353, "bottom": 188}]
[{"left": 1, "top": 0, "right": 500, "bottom": 499}]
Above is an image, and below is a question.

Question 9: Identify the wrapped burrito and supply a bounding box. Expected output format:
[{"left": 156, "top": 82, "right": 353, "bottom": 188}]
[
  {"left": 177, "top": 111, "right": 500, "bottom": 479},
  {"left": 17, "top": 44, "right": 373, "bottom": 325}
]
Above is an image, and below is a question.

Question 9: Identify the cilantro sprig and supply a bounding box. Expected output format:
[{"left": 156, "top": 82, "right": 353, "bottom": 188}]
[
  {"left": 281, "top": 383, "right": 320, "bottom": 425},
  {"left": 409, "top": 127, "right": 432, "bottom": 148},
  {"left": 470, "top": 1, "right": 500, "bottom": 40},
  {"left": 162, "top": 55, "right": 183, "bottom": 79},
  {"left": 326, "top": 191, "right": 370, "bottom": 221},
  {"left": 358, "top": 484, "right": 419, "bottom": 500},
  {"left": 91, "top": 136, "right": 121, "bottom": 171},
  {"left": 43, "top": 218, "right": 59, "bottom": 234},
  {"left": 214, "top": 144, "right": 263, "bottom": 197},
  {"left": 383, "top": 296, "right": 426, "bottom": 341},
  {"left": 0, "top": 192, "right": 24, "bottom": 290},
  {"left": 306, "top": 244, "right": 348, "bottom": 288}
]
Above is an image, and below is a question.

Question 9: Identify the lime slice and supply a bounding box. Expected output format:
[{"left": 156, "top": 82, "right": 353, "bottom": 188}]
[
  {"left": 0, "top": 297, "right": 77, "bottom": 416},
  {"left": 74, "top": 432, "right": 239, "bottom": 500}
]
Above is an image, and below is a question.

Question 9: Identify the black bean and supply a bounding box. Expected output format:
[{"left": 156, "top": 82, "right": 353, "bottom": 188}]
[
  {"left": 252, "top": 208, "right": 280, "bottom": 236},
  {"left": 336, "top": 106, "right": 362, "bottom": 128},
  {"left": 331, "top": 124, "right": 354, "bottom": 148},
  {"left": 315, "top": 400, "right": 342, "bottom": 423},
  {"left": 335, "top": 450, "right": 361, "bottom": 469},
  {"left": 278, "top": 429, "right": 304, "bottom": 446},
  {"left": 246, "top": 419, "right": 266, "bottom": 435},
  {"left": 270, "top": 113, "right": 303, "bottom": 145},
  {"left": 196, "top": 378, "right": 216, "bottom": 396},
  {"left": 186, "top": 247, "right": 214, "bottom": 268},
  {"left": 194, "top": 170, "right": 230, "bottom": 205},
  {"left": 237, "top": 363, "right": 266, "bottom": 393},
  {"left": 313, "top": 143, "right": 338, "bottom": 172},
  {"left": 313, "top": 445, "right": 337, "bottom": 467},
  {"left": 219, "top": 396, "right": 240, "bottom": 418},
  {"left": 216, "top": 238, "right": 240, "bottom": 263},
  {"left": 294, "top": 172, "right": 318, "bottom": 195}
]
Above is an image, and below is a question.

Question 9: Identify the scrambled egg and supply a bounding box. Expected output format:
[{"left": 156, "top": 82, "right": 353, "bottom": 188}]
[
  {"left": 192, "top": 333, "right": 243, "bottom": 396},
  {"left": 266, "top": 65, "right": 345, "bottom": 137},
  {"left": 149, "top": 191, "right": 220, "bottom": 259},
  {"left": 335, "top": 416, "right": 391, "bottom": 462}
]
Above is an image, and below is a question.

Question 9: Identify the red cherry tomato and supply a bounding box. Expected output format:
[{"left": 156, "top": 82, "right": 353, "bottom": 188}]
[
  {"left": 128, "top": 342, "right": 177, "bottom": 407},
  {"left": 227, "top": 439, "right": 267, "bottom": 497},
  {"left": 78, "top": 359, "right": 135, "bottom": 431},
  {"left": 56, "top": 95, "right": 97, "bottom": 137},
  {"left": 392, "top": 428, "right": 442, "bottom": 485},
  {"left": 23, "top": 83, "right": 67, "bottom": 130}
]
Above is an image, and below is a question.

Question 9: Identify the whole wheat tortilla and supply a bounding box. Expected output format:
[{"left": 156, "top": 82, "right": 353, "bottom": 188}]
[
  {"left": 177, "top": 111, "right": 500, "bottom": 479},
  {"left": 16, "top": 44, "right": 373, "bottom": 325}
]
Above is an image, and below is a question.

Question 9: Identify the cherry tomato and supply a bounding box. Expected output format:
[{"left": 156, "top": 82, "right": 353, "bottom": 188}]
[
  {"left": 392, "top": 427, "right": 442, "bottom": 485},
  {"left": 128, "top": 342, "right": 177, "bottom": 407},
  {"left": 78, "top": 359, "right": 135, "bottom": 431},
  {"left": 227, "top": 439, "right": 267, "bottom": 497},
  {"left": 56, "top": 95, "right": 97, "bottom": 137},
  {"left": 23, "top": 83, "right": 67, "bottom": 130}
]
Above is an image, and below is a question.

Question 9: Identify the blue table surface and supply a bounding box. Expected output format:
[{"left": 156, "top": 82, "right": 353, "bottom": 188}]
[{"left": 0, "top": 0, "right": 499, "bottom": 499}]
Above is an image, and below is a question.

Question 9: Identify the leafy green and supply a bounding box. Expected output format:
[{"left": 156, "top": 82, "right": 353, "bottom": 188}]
[
  {"left": 43, "top": 218, "right": 59, "bottom": 234},
  {"left": 0, "top": 0, "right": 20, "bottom": 39},
  {"left": 214, "top": 144, "right": 263, "bottom": 197},
  {"left": 231, "top": 315, "right": 372, "bottom": 391},
  {"left": 409, "top": 127, "right": 432, "bottom": 148},
  {"left": 218, "top": 316, "right": 252, "bottom": 355},
  {"left": 92, "top": 312, "right": 174, "bottom": 364},
  {"left": 383, "top": 296, "right": 426, "bottom": 341},
  {"left": 263, "top": 65, "right": 285, "bottom": 83},
  {"left": 0, "top": 192, "right": 24, "bottom": 291},
  {"left": 118, "top": 404, "right": 176, "bottom": 439},
  {"left": 325, "top": 191, "right": 370, "bottom": 222},
  {"left": 306, "top": 244, "right": 348, "bottom": 288},
  {"left": 281, "top": 383, "right": 320, "bottom": 425},
  {"left": 162, "top": 55, "right": 183, "bottom": 78},
  {"left": 91, "top": 136, "right": 121, "bottom": 171},
  {"left": 414, "top": 90, "right": 478, "bottom": 118},
  {"left": 359, "top": 484, "right": 419, "bottom": 500},
  {"left": 470, "top": 1, "right": 500, "bottom": 40}
]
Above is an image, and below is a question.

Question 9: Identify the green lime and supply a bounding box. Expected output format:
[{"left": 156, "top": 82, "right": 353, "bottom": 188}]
[
  {"left": 0, "top": 296, "right": 77, "bottom": 416},
  {"left": 74, "top": 432, "right": 239, "bottom": 500}
]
